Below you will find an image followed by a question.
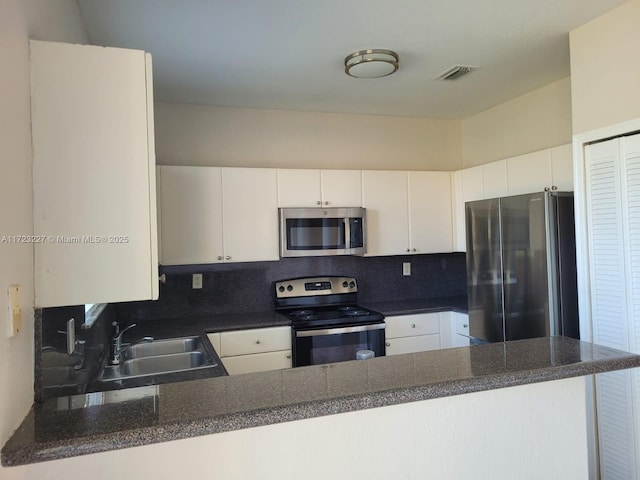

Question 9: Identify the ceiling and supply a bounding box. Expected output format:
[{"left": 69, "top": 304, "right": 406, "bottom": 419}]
[{"left": 76, "top": 0, "right": 626, "bottom": 119}]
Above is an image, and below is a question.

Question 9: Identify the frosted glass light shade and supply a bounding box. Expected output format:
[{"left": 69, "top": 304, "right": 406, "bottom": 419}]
[{"left": 344, "top": 49, "right": 399, "bottom": 78}]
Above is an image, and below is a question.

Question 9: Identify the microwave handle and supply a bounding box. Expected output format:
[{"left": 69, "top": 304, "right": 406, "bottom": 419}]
[
  {"left": 344, "top": 217, "right": 351, "bottom": 248},
  {"left": 296, "top": 323, "right": 385, "bottom": 337}
]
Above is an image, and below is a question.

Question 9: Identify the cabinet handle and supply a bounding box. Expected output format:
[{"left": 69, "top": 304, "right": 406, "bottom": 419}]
[
  {"left": 463, "top": 324, "right": 468, "bottom": 328},
  {"left": 412, "top": 248, "right": 417, "bottom": 252},
  {"left": 411, "top": 324, "right": 416, "bottom": 328},
  {"left": 286, "top": 354, "right": 291, "bottom": 359},
  {"left": 385, "top": 342, "right": 391, "bottom": 347},
  {"left": 316, "top": 200, "right": 322, "bottom": 205},
  {"left": 217, "top": 256, "right": 223, "bottom": 261},
  {"left": 406, "top": 248, "right": 410, "bottom": 252},
  {"left": 225, "top": 256, "right": 231, "bottom": 260},
  {"left": 256, "top": 340, "right": 261, "bottom": 344},
  {"left": 323, "top": 201, "right": 329, "bottom": 205}
]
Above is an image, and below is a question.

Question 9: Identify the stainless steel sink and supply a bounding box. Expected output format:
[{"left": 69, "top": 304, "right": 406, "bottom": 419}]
[
  {"left": 100, "top": 336, "right": 217, "bottom": 382},
  {"left": 123, "top": 337, "right": 199, "bottom": 359},
  {"left": 120, "top": 352, "right": 207, "bottom": 376}
]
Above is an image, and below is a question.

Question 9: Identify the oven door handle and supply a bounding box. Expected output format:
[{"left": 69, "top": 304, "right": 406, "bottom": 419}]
[{"left": 296, "top": 323, "right": 386, "bottom": 338}]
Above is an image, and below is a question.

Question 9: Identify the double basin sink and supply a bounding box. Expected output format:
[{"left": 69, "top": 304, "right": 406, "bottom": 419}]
[{"left": 100, "top": 336, "right": 218, "bottom": 382}]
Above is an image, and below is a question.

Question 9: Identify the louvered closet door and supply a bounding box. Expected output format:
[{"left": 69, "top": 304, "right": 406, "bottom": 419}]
[
  {"left": 585, "top": 137, "right": 637, "bottom": 480},
  {"left": 621, "top": 134, "right": 640, "bottom": 480}
]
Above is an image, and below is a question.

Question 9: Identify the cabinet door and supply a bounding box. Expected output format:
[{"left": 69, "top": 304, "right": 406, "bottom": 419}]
[
  {"left": 585, "top": 137, "right": 637, "bottom": 479},
  {"left": 277, "top": 169, "right": 321, "bottom": 207},
  {"left": 222, "top": 168, "right": 279, "bottom": 262},
  {"left": 31, "top": 41, "right": 158, "bottom": 307},
  {"left": 461, "top": 166, "right": 484, "bottom": 202},
  {"left": 408, "top": 172, "right": 453, "bottom": 253},
  {"left": 482, "top": 160, "right": 508, "bottom": 199},
  {"left": 321, "top": 170, "right": 362, "bottom": 207},
  {"left": 452, "top": 313, "right": 470, "bottom": 347},
  {"left": 158, "top": 166, "right": 223, "bottom": 265},
  {"left": 386, "top": 335, "right": 440, "bottom": 356},
  {"left": 362, "top": 171, "right": 409, "bottom": 256},
  {"left": 221, "top": 350, "right": 292, "bottom": 375},
  {"left": 507, "top": 150, "right": 553, "bottom": 195},
  {"left": 551, "top": 144, "right": 574, "bottom": 191}
]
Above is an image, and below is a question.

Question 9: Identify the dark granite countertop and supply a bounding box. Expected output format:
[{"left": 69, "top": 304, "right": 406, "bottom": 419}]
[
  {"left": 4, "top": 336, "right": 640, "bottom": 467},
  {"left": 362, "top": 295, "right": 468, "bottom": 315}
]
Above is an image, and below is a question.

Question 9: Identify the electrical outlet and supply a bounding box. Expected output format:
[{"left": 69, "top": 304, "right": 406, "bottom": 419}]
[
  {"left": 192, "top": 273, "right": 203, "bottom": 289},
  {"left": 403, "top": 262, "right": 411, "bottom": 276}
]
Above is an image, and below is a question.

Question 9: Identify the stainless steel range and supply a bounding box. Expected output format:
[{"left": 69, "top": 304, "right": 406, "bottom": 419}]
[{"left": 275, "top": 276, "right": 386, "bottom": 367}]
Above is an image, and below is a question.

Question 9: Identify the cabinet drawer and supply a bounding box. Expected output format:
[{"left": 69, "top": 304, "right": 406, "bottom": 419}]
[
  {"left": 455, "top": 313, "right": 470, "bottom": 336},
  {"left": 220, "top": 326, "right": 291, "bottom": 357},
  {"left": 385, "top": 313, "right": 440, "bottom": 339},
  {"left": 221, "top": 350, "right": 292, "bottom": 375},
  {"left": 386, "top": 334, "right": 440, "bottom": 356}
]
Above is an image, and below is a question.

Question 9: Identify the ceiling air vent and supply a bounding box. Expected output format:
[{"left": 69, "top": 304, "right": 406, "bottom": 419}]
[{"left": 434, "top": 64, "right": 479, "bottom": 81}]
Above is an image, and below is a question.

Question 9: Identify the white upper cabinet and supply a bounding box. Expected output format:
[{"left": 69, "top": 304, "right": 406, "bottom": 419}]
[
  {"left": 506, "top": 150, "right": 553, "bottom": 195},
  {"left": 362, "top": 171, "right": 409, "bottom": 256},
  {"left": 363, "top": 170, "right": 452, "bottom": 256},
  {"left": 277, "top": 169, "right": 321, "bottom": 207},
  {"left": 31, "top": 41, "right": 158, "bottom": 308},
  {"left": 551, "top": 143, "right": 574, "bottom": 191},
  {"left": 158, "top": 166, "right": 223, "bottom": 265},
  {"left": 222, "top": 168, "right": 279, "bottom": 262},
  {"left": 158, "top": 166, "right": 278, "bottom": 265},
  {"left": 320, "top": 170, "right": 362, "bottom": 207},
  {"left": 461, "top": 166, "right": 484, "bottom": 203},
  {"left": 451, "top": 172, "right": 466, "bottom": 252},
  {"left": 482, "top": 160, "right": 508, "bottom": 199},
  {"left": 277, "top": 169, "right": 362, "bottom": 207},
  {"left": 408, "top": 171, "right": 453, "bottom": 254}
]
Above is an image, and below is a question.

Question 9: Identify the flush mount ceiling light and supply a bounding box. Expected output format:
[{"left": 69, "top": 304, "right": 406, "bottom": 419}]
[{"left": 344, "top": 49, "right": 399, "bottom": 79}]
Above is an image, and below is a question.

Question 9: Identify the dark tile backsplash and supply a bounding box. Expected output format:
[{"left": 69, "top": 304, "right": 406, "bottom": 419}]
[{"left": 115, "top": 253, "right": 467, "bottom": 323}]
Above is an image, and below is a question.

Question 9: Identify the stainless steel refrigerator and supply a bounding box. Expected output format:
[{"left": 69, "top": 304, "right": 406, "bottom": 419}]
[{"left": 465, "top": 191, "right": 579, "bottom": 343}]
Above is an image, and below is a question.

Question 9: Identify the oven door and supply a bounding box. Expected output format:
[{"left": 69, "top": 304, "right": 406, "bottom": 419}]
[{"left": 293, "top": 322, "right": 386, "bottom": 367}]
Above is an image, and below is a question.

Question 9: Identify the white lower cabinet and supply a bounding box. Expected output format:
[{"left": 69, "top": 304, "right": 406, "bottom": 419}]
[
  {"left": 385, "top": 311, "right": 469, "bottom": 355},
  {"left": 207, "top": 326, "right": 292, "bottom": 375},
  {"left": 452, "top": 312, "right": 470, "bottom": 347},
  {"left": 385, "top": 313, "right": 440, "bottom": 355}
]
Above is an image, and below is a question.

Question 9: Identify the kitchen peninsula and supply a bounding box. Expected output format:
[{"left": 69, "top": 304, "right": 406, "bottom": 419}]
[{"left": 3, "top": 336, "right": 639, "bottom": 480}]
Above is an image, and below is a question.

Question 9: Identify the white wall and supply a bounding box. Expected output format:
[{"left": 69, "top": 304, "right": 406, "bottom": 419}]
[
  {"left": 462, "top": 77, "right": 572, "bottom": 168},
  {"left": 154, "top": 103, "right": 463, "bottom": 171},
  {"left": 570, "top": 0, "right": 640, "bottom": 135},
  {"left": 2, "top": 377, "right": 588, "bottom": 480},
  {"left": 0, "top": 0, "right": 87, "bottom": 466}
]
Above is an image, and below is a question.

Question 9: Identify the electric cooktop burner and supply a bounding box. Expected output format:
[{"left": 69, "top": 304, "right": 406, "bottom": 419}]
[{"left": 274, "top": 276, "right": 384, "bottom": 329}]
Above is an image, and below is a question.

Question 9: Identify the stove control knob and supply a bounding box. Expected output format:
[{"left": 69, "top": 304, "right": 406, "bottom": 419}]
[
  {"left": 342, "top": 281, "right": 348, "bottom": 288},
  {"left": 349, "top": 281, "right": 356, "bottom": 288},
  {"left": 287, "top": 284, "right": 293, "bottom": 292},
  {"left": 278, "top": 286, "right": 285, "bottom": 293}
]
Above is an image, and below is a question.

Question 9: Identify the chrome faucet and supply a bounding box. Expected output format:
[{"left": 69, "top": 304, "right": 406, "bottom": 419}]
[{"left": 110, "top": 322, "right": 137, "bottom": 365}]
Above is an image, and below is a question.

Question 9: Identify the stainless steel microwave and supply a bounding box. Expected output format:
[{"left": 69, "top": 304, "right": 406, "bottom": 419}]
[{"left": 279, "top": 207, "right": 366, "bottom": 257}]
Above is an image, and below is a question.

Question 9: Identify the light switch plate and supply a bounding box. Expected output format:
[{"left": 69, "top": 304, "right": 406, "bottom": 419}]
[
  {"left": 403, "top": 262, "right": 411, "bottom": 276},
  {"left": 192, "top": 273, "right": 203, "bottom": 289},
  {"left": 8, "top": 284, "right": 22, "bottom": 337}
]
